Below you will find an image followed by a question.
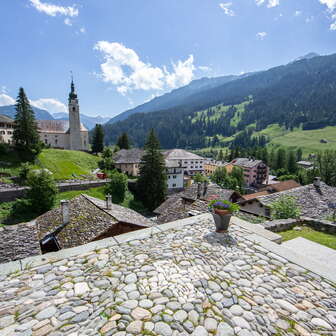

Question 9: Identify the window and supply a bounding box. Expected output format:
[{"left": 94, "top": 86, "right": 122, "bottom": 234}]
[
  {"left": 265, "top": 208, "right": 271, "bottom": 217},
  {"left": 173, "top": 184, "right": 176, "bottom": 187},
  {"left": 44, "top": 139, "right": 48, "bottom": 144},
  {"left": 72, "top": 107, "right": 76, "bottom": 112},
  {"left": 55, "top": 139, "right": 58, "bottom": 145},
  {"left": 173, "top": 175, "right": 176, "bottom": 179}
]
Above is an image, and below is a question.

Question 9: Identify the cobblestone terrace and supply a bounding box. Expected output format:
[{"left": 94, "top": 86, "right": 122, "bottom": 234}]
[{"left": 0, "top": 216, "right": 336, "bottom": 336}]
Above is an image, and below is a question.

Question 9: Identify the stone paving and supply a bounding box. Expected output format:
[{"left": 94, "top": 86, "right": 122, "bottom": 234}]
[{"left": 0, "top": 217, "right": 336, "bottom": 336}]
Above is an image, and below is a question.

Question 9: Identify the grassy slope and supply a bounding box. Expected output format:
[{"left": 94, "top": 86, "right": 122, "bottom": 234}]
[
  {"left": 0, "top": 148, "right": 100, "bottom": 180},
  {"left": 279, "top": 226, "right": 336, "bottom": 250}
]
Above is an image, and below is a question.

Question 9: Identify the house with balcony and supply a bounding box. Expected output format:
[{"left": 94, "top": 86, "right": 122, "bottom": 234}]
[
  {"left": 231, "top": 158, "right": 269, "bottom": 187},
  {"left": 0, "top": 114, "right": 14, "bottom": 144},
  {"left": 165, "top": 160, "right": 185, "bottom": 190}
]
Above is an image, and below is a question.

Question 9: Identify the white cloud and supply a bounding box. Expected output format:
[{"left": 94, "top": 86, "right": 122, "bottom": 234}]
[
  {"left": 219, "top": 3, "right": 235, "bottom": 16},
  {"left": 79, "top": 27, "right": 86, "bottom": 34},
  {"left": 64, "top": 18, "right": 72, "bottom": 26},
  {"left": 256, "top": 32, "right": 267, "bottom": 39},
  {"left": 30, "top": 0, "right": 78, "bottom": 17},
  {"left": 256, "top": 0, "right": 280, "bottom": 8},
  {"left": 319, "top": 0, "right": 336, "bottom": 29},
  {"left": 0, "top": 94, "right": 15, "bottom": 106},
  {"left": 198, "top": 65, "right": 212, "bottom": 72},
  {"left": 295, "top": 10, "right": 302, "bottom": 16},
  {"left": 94, "top": 41, "right": 198, "bottom": 95},
  {"left": 30, "top": 98, "right": 67, "bottom": 113}
]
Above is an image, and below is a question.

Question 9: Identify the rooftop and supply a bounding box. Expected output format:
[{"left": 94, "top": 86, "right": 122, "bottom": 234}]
[
  {"left": 37, "top": 120, "right": 88, "bottom": 133},
  {"left": 114, "top": 148, "right": 144, "bottom": 164},
  {"left": 163, "top": 149, "right": 205, "bottom": 161},
  {"left": 0, "top": 114, "right": 14, "bottom": 123},
  {"left": 258, "top": 182, "right": 336, "bottom": 219},
  {"left": 231, "top": 158, "right": 264, "bottom": 168},
  {"left": 0, "top": 214, "right": 335, "bottom": 335}
]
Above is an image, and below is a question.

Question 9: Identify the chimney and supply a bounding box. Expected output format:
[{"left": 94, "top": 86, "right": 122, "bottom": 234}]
[
  {"left": 106, "top": 194, "right": 112, "bottom": 209},
  {"left": 203, "top": 180, "right": 208, "bottom": 196},
  {"left": 197, "top": 183, "right": 202, "bottom": 199},
  {"left": 313, "top": 177, "right": 321, "bottom": 188},
  {"left": 61, "top": 200, "right": 70, "bottom": 225}
]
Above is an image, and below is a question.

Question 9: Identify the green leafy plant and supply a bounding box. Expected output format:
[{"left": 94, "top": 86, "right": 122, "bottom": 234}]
[{"left": 269, "top": 195, "right": 301, "bottom": 219}]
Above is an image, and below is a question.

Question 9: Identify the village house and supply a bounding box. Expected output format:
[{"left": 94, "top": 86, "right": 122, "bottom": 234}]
[
  {"left": 297, "top": 160, "right": 314, "bottom": 169},
  {"left": 164, "top": 149, "right": 205, "bottom": 176},
  {"left": 0, "top": 114, "right": 14, "bottom": 144},
  {"left": 204, "top": 160, "right": 228, "bottom": 176},
  {"left": 114, "top": 148, "right": 144, "bottom": 177},
  {"left": 230, "top": 158, "right": 269, "bottom": 187},
  {"left": 239, "top": 178, "right": 336, "bottom": 219},
  {"left": 0, "top": 194, "right": 153, "bottom": 262},
  {"left": 165, "top": 159, "right": 185, "bottom": 190}
]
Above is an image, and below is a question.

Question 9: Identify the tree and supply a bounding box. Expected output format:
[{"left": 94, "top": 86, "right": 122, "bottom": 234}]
[
  {"left": 19, "top": 162, "right": 31, "bottom": 184},
  {"left": 316, "top": 150, "right": 336, "bottom": 186},
  {"left": 117, "top": 132, "right": 130, "bottom": 149},
  {"left": 230, "top": 166, "right": 245, "bottom": 192},
  {"left": 275, "top": 148, "right": 287, "bottom": 170},
  {"left": 287, "top": 151, "right": 298, "bottom": 174},
  {"left": 137, "top": 129, "right": 167, "bottom": 211},
  {"left": 217, "top": 149, "right": 224, "bottom": 161},
  {"left": 26, "top": 170, "right": 58, "bottom": 215},
  {"left": 91, "top": 124, "right": 104, "bottom": 154},
  {"left": 193, "top": 173, "right": 208, "bottom": 183},
  {"left": 269, "top": 196, "right": 301, "bottom": 219},
  {"left": 211, "top": 167, "right": 228, "bottom": 185},
  {"left": 98, "top": 147, "right": 115, "bottom": 172},
  {"left": 105, "top": 170, "right": 128, "bottom": 204},
  {"left": 296, "top": 148, "right": 303, "bottom": 162},
  {"left": 13, "top": 88, "right": 41, "bottom": 159}
]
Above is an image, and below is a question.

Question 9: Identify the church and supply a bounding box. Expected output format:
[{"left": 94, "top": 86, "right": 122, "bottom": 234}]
[{"left": 37, "top": 80, "right": 89, "bottom": 151}]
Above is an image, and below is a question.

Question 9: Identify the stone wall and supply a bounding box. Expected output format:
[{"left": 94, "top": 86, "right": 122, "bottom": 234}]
[
  {"left": 0, "top": 180, "right": 109, "bottom": 202},
  {"left": 262, "top": 217, "right": 336, "bottom": 234}
]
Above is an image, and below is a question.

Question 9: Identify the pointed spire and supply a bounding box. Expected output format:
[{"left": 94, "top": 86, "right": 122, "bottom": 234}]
[{"left": 69, "top": 71, "right": 77, "bottom": 102}]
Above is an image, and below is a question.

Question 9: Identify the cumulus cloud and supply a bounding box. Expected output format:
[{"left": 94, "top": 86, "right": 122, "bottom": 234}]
[
  {"left": 64, "top": 18, "right": 72, "bottom": 26},
  {"left": 94, "top": 41, "right": 199, "bottom": 95},
  {"left": 256, "top": 32, "right": 267, "bottom": 39},
  {"left": 30, "top": 0, "right": 78, "bottom": 17},
  {"left": 79, "top": 27, "right": 86, "bottom": 34},
  {"left": 256, "top": 0, "right": 280, "bottom": 8},
  {"left": 319, "top": 0, "right": 336, "bottom": 29},
  {"left": 219, "top": 3, "right": 235, "bottom": 16},
  {"left": 295, "top": 10, "right": 302, "bottom": 16},
  {"left": 0, "top": 94, "right": 16, "bottom": 106},
  {"left": 30, "top": 98, "right": 67, "bottom": 113}
]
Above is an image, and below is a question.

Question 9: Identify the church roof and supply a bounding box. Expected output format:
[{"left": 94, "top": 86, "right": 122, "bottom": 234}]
[{"left": 37, "top": 120, "right": 88, "bottom": 133}]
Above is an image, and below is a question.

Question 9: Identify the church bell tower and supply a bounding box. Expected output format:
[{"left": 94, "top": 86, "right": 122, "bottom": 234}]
[{"left": 68, "top": 78, "right": 82, "bottom": 150}]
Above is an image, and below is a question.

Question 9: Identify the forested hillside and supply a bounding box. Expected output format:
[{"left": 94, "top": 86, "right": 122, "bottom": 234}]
[{"left": 102, "top": 53, "right": 336, "bottom": 149}]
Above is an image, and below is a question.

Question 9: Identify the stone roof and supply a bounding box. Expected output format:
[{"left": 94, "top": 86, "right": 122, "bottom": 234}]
[
  {"left": 36, "top": 194, "right": 152, "bottom": 250},
  {"left": 0, "top": 215, "right": 335, "bottom": 335},
  {"left": 37, "top": 120, "right": 88, "bottom": 133},
  {"left": 0, "top": 222, "right": 41, "bottom": 263},
  {"left": 240, "top": 191, "right": 269, "bottom": 201},
  {"left": 154, "top": 183, "right": 238, "bottom": 224},
  {"left": 84, "top": 194, "right": 153, "bottom": 227},
  {"left": 114, "top": 148, "right": 144, "bottom": 164},
  {"left": 0, "top": 114, "right": 14, "bottom": 123},
  {"left": 163, "top": 149, "right": 205, "bottom": 161},
  {"left": 258, "top": 182, "right": 336, "bottom": 219},
  {"left": 264, "top": 180, "right": 301, "bottom": 193},
  {"left": 231, "top": 158, "right": 264, "bottom": 168}
]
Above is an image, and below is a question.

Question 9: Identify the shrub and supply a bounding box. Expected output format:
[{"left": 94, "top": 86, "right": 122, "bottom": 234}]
[
  {"left": 26, "top": 169, "right": 58, "bottom": 214},
  {"left": 269, "top": 195, "right": 301, "bottom": 219},
  {"left": 105, "top": 170, "right": 128, "bottom": 204}
]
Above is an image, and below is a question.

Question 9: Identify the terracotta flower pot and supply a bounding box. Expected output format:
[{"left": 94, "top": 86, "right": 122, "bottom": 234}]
[{"left": 213, "top": 208, "right": 232, "bottom": 233}]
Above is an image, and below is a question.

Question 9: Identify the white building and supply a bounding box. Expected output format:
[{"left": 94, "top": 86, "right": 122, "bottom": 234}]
[
  {"left": 165, "top": 160, "right": 185, "bottom": 190},
  {"left": 0, "top": 115, "right": 14, "bottom": 144},
  {"left": 164, "top": 149, "right": 205, "bottom": 176},
  {"left": 37, "top": 80, "right": 89, "bottom": 151}
]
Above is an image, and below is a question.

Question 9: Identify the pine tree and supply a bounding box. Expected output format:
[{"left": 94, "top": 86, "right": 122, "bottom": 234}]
[
  {"left": 137, "top": 129, "right": 167, "bottom": 211},
  {"left": 275, "top": 148, "right": 287, "bottom": 170},
  {"left": 117, "top": 132, "right": 130, "bottom": 149},
  {"left": 287, "top": 151, "right": 298, "bottom": 174},
  {"left": 296, "top": 148, "right": 303, "bottom": 162},
  {"left": 13, "top": 88, "right": 41, "bottom": 159},
  {"left": 91, "top": 124, "right": 104, "bottom": 154}
]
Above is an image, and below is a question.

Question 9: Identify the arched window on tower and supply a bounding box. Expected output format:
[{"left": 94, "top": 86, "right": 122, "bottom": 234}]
[{"left": 72, "top": 107, "right": 76, "bottom": 112}]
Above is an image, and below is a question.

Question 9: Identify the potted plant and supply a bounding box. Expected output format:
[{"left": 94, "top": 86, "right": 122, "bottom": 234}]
[{"left": 208, "top": 199, "right": 240, "bottom": 233}]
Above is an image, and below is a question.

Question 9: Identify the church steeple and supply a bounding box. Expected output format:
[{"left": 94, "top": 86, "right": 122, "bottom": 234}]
[{"left": 69, "top": 74, "right": 78, "bottom": 102}]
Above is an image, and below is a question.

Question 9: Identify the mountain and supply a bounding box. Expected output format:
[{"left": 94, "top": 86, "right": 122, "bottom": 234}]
[
  {"left": 102, "top": 52, "right": 336, "bottom": 149},
  {"left": 294, "top": 52, "right": 320, "bottom": 62},
  {"left": 0, "top": 105, "right": 54, "bottom": 120},
  {"left": 53, "top": 112, "right": 110, "bottom": 130},
  {"left": 108, "top": 72, "right": 255, "bottom": 124}
]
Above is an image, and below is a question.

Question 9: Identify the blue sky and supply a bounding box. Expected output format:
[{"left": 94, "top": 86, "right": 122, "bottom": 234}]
[{"left": 0, "top": 0, "right": 336, "bottom": 118}]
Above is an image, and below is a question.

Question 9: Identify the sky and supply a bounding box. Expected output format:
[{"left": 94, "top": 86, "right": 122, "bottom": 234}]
[{"left": 0, "top": 0, "right": 336, "bottom": 118}]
